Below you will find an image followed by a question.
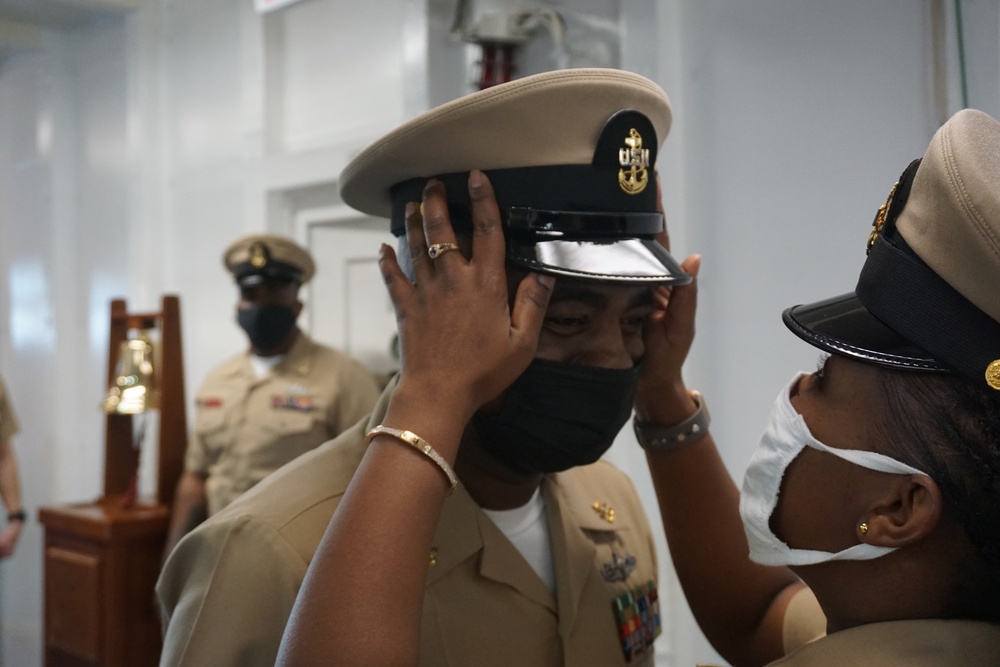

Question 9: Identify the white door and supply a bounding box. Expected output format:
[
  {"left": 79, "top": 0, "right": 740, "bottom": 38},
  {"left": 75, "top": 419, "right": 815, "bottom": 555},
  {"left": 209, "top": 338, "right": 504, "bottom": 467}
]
[{"left": 304, "top": 217, "right": 399, "bottom": 384}]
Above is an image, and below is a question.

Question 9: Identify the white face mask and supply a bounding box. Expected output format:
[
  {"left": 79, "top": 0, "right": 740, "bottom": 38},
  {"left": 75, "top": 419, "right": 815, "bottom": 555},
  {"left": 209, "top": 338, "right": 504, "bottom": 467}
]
[{"left": 738, "top": 372, "right": 928, "bottom": 567}]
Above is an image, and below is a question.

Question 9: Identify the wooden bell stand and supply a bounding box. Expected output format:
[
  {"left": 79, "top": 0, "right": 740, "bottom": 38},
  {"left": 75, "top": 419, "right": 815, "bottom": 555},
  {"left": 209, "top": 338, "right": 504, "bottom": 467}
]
[{"left": 38, "top": 296, "right": 187, "bottom": 667}]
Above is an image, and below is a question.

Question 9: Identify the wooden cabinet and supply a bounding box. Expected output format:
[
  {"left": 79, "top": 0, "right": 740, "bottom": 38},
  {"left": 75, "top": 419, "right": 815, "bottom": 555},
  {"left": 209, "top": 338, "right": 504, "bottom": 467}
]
[
  {"left": 39, "top": 297, "right": 186, "bottom": 667},
  {"left": 39, "top": 501, "right": 168, "bottom": 667}
]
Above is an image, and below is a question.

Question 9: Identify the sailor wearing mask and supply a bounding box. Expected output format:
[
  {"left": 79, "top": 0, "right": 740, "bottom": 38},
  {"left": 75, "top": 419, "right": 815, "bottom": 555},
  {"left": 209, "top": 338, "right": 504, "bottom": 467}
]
[{"left": 163, "top": 234, "right": 381, "bottom": 560}]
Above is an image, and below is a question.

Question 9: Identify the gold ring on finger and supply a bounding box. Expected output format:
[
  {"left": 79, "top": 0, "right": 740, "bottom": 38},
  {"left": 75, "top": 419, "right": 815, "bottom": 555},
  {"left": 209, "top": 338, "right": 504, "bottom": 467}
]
[{"left": 428, "top": 242, "right": 461, "bottom": 259}]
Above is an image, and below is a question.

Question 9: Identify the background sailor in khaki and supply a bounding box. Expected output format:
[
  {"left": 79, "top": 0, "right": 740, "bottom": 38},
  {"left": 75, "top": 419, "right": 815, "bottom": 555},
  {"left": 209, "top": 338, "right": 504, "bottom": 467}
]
[
  {"left": 163, "top": 234, "right": 381, "bottom": 558},
  {"left": 0, "top": 374, "right": 25, "bottom": 559}
]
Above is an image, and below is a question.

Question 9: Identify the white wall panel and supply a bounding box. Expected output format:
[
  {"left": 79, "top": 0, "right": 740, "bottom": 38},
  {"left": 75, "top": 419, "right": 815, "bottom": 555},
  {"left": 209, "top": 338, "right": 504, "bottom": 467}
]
[
  {"left": 157, "top": 0, "right": 266, "bottom": 406},
  {"left": 0, "top": 50, "right": 56, "bottom": 666},
  {"left": 0, "top": 16, "right": 136, "bottom": 660},
  {"left": 162, "top": 0, "right": 249, "bottom": 168},
  {"left": 66, "top": 18, "right": 134, "bottom": 505},
  {"left": 272, "top": 0, "right": 408, "bottom": 153},
  {"left": 659, "top": 0, "right": 978, "bottom": 480},
  {"left": 957, "top": 0, "right": 1000, "bottom": 112}
]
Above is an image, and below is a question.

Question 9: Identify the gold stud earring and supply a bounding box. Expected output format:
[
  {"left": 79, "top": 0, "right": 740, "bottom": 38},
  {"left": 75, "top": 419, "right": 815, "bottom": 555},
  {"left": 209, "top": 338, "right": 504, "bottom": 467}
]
[{"left": 859, "top": 522, "right": 869, "bottom": 536}]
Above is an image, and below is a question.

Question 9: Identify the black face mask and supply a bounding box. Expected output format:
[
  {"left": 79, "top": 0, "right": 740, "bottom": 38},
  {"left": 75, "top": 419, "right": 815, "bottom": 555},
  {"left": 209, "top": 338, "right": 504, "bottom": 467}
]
[
  {"left": 237, "top": 305, "right": 298, "bottom": 351},
  {"left": 472, "top": 358, "right": 639, "bottom": 475}
]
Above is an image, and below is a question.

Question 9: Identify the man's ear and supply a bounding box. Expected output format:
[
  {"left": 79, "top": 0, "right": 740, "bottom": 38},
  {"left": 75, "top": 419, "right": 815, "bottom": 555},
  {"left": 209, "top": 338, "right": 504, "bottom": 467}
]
[{"left": 860, "top": 475, "right": 942, "bottom": 547}]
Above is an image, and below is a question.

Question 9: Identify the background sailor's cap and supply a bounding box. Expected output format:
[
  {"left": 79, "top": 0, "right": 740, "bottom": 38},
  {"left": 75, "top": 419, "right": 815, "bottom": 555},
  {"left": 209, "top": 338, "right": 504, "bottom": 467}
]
[
  {"left": 223, "top": 234, "right": 315, "bottom": 286},
  {"left": 339, "top": 68, "right": 688, "bottom": 284},
  {"left": 783, "top": 109, "right": 1000, "bottom": 389}
]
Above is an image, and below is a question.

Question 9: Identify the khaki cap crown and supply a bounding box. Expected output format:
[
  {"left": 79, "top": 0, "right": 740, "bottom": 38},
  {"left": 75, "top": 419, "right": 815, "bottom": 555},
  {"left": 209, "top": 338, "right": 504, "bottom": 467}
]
[
  {"left": 897, "top": 109, "right": 1000, "bottom": 323},
  {"left": 340, "top": 68, "right": 673, "bottom": 219}
]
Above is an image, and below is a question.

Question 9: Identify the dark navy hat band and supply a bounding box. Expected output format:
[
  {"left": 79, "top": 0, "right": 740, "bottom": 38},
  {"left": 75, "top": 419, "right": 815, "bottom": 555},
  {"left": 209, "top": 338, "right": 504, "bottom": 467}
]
[
  {"left": 857, "top": 234, "right": 1000, "bottom": 384},
  {"left": 389, "top": 165, "right": 660, "bottom": 237},
  {"left": 232, "top": 260, "right": 303, "bottom": 285}
]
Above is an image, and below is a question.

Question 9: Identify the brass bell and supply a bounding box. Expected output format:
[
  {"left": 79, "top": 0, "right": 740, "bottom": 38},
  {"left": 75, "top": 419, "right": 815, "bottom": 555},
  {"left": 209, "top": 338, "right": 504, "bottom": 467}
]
[{"left": 102, "top": 332, "right": 157, "bottom": 414}]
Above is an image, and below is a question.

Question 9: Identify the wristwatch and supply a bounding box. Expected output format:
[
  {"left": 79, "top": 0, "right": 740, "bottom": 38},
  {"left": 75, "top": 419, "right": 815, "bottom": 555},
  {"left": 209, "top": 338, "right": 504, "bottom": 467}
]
[
  {"left": 7, "top": 509, "right": 25, "bottom": 523},
  {"left": 634, "top": 390, "right": 710, "bottom": 451}
]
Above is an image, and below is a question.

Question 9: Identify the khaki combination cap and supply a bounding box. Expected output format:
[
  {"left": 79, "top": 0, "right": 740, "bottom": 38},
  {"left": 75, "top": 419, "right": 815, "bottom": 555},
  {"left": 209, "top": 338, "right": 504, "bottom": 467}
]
[
  {"left": 339, "top": 68, "right": 688, "bottom": 284},
  {"left": 223, "top": 234, "right": 315, "bottom": 286},
  {"left": 784, "top": 109, "right": 1000, "bottom": 389}
]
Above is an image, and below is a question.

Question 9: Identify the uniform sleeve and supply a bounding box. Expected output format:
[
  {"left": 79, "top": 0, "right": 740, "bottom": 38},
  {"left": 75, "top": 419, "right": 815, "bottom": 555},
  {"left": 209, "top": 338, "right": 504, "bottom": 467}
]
[
  {"left": 184, "top": 385, "right": 215, "bottom": 475},
  {"left": 157, "top": 514, "right": 307, "bottom": 667},
  {"left": 781, "top": 585, "right": 827, "bottom": 655},
  {"left": 329, "top": 362, "right": 382, "bottom": 435},
  {"left": 183, "top": 416, "right": 210, "bottom": 475},
  {"left": 0, "top": 376, "right": 20, "bottom": 443}
]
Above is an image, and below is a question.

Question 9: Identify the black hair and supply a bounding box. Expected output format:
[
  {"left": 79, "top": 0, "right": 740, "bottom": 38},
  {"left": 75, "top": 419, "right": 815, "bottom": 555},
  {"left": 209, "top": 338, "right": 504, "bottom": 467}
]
[{"left": 873, "top": 368, "right": 1000, "bottom": 619}]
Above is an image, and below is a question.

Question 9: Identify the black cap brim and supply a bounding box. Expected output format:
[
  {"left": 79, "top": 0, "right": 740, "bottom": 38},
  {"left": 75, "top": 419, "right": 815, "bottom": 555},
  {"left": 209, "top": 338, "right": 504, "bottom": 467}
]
[{"left": 782, "top": 293, "right": 948, "bottom": 372}]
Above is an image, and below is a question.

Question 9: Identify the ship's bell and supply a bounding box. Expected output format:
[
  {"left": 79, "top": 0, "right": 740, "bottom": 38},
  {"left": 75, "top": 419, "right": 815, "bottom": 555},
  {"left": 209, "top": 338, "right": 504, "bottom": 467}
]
[{"left": 102, "top": 333, "right": 156, "bottom": 414}]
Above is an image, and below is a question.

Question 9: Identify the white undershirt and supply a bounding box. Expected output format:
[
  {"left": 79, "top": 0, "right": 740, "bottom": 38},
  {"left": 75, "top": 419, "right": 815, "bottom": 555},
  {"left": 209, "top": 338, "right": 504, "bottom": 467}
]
[
  {"left": 482, "top": 487, "right": 556, "bottom": 593},
  {"left": 249, "top": 353, "right": 284, "bottom": 378}
]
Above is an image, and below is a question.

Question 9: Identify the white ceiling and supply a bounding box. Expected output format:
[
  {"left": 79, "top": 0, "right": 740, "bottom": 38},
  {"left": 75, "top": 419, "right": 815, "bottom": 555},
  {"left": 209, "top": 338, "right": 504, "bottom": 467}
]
[
  {"left": 0, "top": 0, "right": 138, "bottom": 60},
  {"left": 0, "top": 0, "right": 138, "bottom": 27}
]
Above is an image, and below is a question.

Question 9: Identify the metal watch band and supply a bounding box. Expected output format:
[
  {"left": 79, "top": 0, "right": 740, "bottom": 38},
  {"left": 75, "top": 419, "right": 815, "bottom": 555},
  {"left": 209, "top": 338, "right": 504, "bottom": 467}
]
[{"left": 633, "top": 391, "right": 710, "bottom": 451}]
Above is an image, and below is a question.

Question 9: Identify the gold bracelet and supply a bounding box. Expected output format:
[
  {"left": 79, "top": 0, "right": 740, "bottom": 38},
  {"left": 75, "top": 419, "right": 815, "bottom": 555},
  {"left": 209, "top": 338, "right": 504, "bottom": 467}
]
[{"left": 365, "top": 425, "right": 458, "bottom": 495}]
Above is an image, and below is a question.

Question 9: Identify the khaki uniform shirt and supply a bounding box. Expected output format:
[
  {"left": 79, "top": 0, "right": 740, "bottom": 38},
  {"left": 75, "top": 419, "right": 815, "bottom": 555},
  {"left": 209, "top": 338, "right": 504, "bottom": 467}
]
[
  {"left": 780, "top": 586, "right": 826, "bottom": 654},
  {"left": 185, "top": 332, "right": 380, "bottom": 515},
  {"left": 766, "top": 587, "right": 1000, "bottom": 666},
  {"left": 776, "top": 616, "right": 1000, "bottom": 665},
  {"left": 0, "top": 375, "right": 19, "bottom": 442},
  {"left": 159, "top": 382, "right": 660, "bottom": 667}
]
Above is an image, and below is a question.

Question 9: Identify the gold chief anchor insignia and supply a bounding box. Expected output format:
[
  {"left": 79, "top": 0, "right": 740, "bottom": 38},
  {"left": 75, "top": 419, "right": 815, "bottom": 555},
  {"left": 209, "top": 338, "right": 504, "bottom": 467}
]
[
  {"left": 866, "top": 182, "right": 898, "bottom": 255},
  {"left": 249, "top": 241, "right": 269, "bottom": 268},
  {"left": 618, "top": 128, "right": 649, "bottom": 195}
]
